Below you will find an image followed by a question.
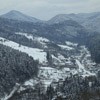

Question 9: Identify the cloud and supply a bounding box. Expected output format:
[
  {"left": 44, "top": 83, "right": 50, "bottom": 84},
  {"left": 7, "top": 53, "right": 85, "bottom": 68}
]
[{"left": 0, "top": 0, "right": 100, "bottom": 20}]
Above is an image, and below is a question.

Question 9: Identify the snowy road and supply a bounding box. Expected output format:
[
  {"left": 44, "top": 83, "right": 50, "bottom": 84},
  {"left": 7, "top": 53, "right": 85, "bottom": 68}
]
[{"left": 76, "top": 60, "right": 95, "bottom": 77}]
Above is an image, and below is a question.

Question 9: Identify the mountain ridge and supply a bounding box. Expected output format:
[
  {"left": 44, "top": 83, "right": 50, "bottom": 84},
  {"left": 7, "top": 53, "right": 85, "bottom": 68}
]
[
  {"left": 0, "top": 10, "right": 43, "bottom": 23},
  {"left": 47, "top": 12, "right": 100, "bottom": 33}
]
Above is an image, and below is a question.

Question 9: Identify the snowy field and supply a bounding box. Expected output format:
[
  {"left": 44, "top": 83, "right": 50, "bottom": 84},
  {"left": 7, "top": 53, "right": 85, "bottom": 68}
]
[
  {"left": 0, "top": 37, "right": 47, "bottom": 63},
  {"left": 15, "top": 32, "right": 49, "bottom": 45}
]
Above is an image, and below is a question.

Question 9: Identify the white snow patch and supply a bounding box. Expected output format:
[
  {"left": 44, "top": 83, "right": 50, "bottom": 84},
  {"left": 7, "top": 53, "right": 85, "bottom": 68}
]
[
  {"left": 0, "top": 37, "right": 47, "bottom": 63},
  {"left": 52, "top": 55, "right": 62, "bottom": 63},
  {"left": 24, "top": 79, "right": 38, "bottom": 86},
  {"left": 15, "top": 32, "right": 34, "bottom": 40},
  {"left": 58, "top": 54, "right": 66, "bottom": 60},
  {"left": 34, "top": 37, "right": 49, "bottom": 43},
  {"left": 66, "top": 41, "right": 78, "bottom": 46},
  {"left": 76, "top": 60, "right": 95, "bottom": 77},
  {"left": 15, "top": 32, "right": 49, "bottom": 43},
  {"left": 58, "top": 44, "right": 73, "bottom": 50},
  {"left": 15, "top": 32, "right": 49, "bottom": 48},
  {"left": 3, "top": 83, "right": 20, "bottom": 100}
]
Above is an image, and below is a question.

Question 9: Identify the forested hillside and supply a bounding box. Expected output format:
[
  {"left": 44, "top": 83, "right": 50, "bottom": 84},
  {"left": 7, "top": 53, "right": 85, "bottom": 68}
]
[
  {"left": 86, "top": 33, "right": 100, "bottom": 63},
  {"left": 0, "top": 17, "right": 100, "bottom": 63},
  {"left": 0, "top": 44, "right": 39, "bottom": 97}
]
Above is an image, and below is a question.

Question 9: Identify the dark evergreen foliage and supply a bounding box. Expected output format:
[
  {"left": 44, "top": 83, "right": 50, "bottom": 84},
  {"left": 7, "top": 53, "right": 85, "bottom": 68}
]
[
  {"left": 0, "top": 44, "right": 39, "bottom": 97},
  {"left": 45, "top": 74, "right": 100, "bottom": 100}
]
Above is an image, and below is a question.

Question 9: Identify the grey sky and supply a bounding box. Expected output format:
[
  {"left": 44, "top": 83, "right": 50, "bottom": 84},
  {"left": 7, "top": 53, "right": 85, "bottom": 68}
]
[{"left": 0, "top": 0, "right": 100, "bottom": 20}]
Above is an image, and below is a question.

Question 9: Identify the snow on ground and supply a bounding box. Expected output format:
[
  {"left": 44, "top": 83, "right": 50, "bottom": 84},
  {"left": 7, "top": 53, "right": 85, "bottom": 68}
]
[
  {"left": 58, "top": 44, "right": 73, "bottom": 50},
  {"left": 76, "top": 60, "right": 95, "bottom": 77},
  {"left": 76, "top": 60, "right": 85, "bottom": 73},
  {"left": 0, "top": 36, "right": 96, "bottom": 92},
  {"left": 65, "top": 41, "right": 78, "bottom": 46},
  {"left": 36, "top": 44, "right": 96, "bottom": 88},
  {"left": 2, "top": 83, "right": 20, "bottom": 100},
  {"left": 24, "top": 79, "right": 38, "bottom": 86},
  {"left": 51, "top": 55, "right": 66, "bottom": 66},
  {"left": 78, "top": 46, "right": 96, "bottom": 72},
  {"left": 52, "top": 55, "right": 62, "bottom": 63},
  {"left": 34, "top": 37, "right": 49, "bottom": 48},
  {"left": 39, "top": 67, "right": 70, "bottom": 87},
  {"left": 15, "top": 32, "right": 34, "bottom": 40},
  {"left": 15, "top": 32, "right": 49, "bottom": 43},
  {"left": 0, "top": 37, "right": 47, "bottom": 63},
  {"left": 58, "top": 54, "right": 66, "bottom": 60},
  {"left": 15, "top": 32, "right": 49, "bottom": 48},
  {"left": 34, "top": 37, "right": 49, "bottom": 43}
]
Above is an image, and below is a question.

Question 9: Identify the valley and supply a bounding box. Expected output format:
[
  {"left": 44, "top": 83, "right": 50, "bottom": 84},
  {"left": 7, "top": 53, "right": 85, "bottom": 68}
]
[
  {"left": 0, "top": 10, "right": 100, "bottom": 100},
  {"left": 0, "top": 33, "right": 97, "bottom": 99}
]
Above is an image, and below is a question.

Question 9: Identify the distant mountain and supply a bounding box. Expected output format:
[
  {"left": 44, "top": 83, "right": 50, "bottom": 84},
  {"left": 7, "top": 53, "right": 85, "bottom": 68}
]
[
  {"left": 81, "top": 12, "right": 100, "bottom": 32},
  {"left": 0, "top": 10, "right": 42, "bottom": 23},
  {"left": 0, "top": 16, "right": 89, "bottom": 45},
  {"left": 47, "top": 13, "right": 85, "bottom": 24},
  {"left": 48, "top": 12, "right": 100, "bottom": 33},
  {"left": 47, "top": 14, "right": 72, "bottom": 24},
  {"left": 1, "top": 10, "right": 100, "bottom": 33}
]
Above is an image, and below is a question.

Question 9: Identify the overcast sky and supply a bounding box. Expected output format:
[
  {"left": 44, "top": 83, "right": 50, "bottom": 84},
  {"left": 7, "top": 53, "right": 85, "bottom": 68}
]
[{"left": 0, "top": 0, "right": 100, "bottom": 20}]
